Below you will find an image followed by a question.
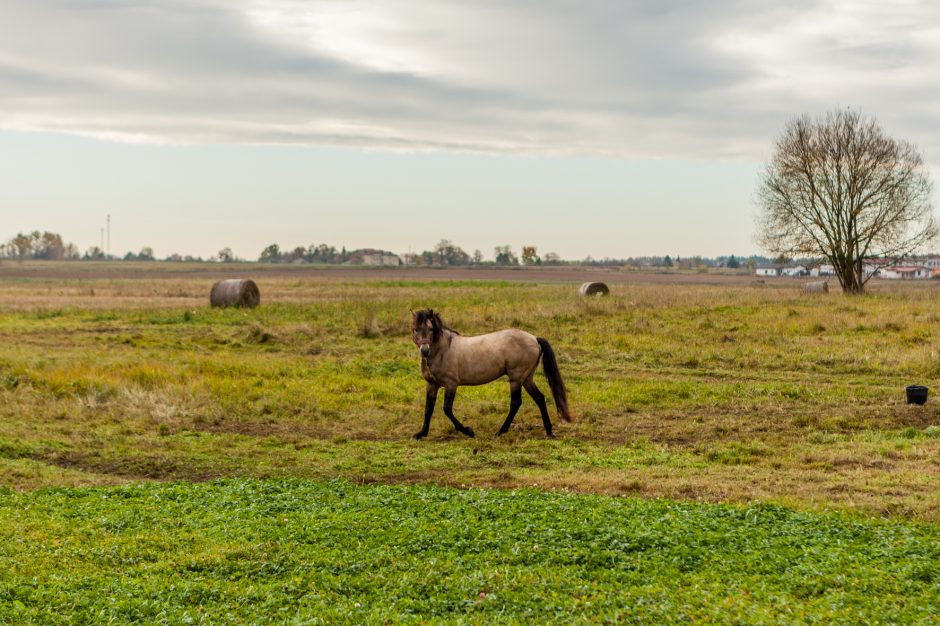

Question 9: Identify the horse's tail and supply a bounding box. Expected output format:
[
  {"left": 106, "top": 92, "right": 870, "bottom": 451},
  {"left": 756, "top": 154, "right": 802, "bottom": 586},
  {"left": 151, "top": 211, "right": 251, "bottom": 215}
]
[{"left": 537, "top": 337, "right": 572, "bottom": 422}]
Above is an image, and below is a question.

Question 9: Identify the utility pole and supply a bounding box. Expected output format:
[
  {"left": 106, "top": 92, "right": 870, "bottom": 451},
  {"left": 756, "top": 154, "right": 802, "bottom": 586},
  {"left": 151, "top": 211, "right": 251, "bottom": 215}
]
[{"left": 106, "top": 214, "right": 111, "bottom": 258}]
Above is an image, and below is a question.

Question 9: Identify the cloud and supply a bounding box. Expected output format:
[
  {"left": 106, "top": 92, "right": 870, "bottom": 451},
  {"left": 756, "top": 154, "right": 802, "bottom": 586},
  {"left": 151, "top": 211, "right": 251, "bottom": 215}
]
[{"left": 1, "top": 0, "right": 939, "bottom": 159}]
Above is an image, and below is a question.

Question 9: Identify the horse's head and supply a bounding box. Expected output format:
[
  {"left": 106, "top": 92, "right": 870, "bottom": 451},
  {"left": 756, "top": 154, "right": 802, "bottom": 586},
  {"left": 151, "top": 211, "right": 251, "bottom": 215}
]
[{"left": 411, "top": 308, "right": 441, "bottom": 358}]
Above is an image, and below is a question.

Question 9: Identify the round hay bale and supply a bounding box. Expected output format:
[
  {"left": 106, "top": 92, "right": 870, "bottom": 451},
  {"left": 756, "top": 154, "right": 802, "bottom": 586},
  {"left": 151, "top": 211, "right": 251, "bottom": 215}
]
[
  {"left": 210, "top": 279, "right": 260, "bottom": 308},
  {"left": 579, "top": 282, "right": 610, "bottom": 296},
  {"left": 803, "top": 280, "right": 829, "bottom": 295}
]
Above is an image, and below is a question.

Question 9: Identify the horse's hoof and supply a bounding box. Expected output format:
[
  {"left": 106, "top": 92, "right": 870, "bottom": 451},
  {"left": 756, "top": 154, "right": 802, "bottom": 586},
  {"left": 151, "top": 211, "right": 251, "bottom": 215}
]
[
  {"left": 462, "top": 427, "right": 475, "bottom": 438},
  {"left": 545, "top": 432, "right": 556, "bottom": 439},
  {"left": 413, "top": 431, "right": 427, "bottom": 441},
  {"left": 495, "top": 430, "right": 507, "bottom": 438}
]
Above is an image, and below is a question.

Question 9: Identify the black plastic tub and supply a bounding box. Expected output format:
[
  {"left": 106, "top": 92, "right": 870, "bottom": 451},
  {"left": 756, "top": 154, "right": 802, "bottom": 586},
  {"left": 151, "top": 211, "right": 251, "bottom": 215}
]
[{"left": 906, "top": 385, "right": 929, "bottom": 405}]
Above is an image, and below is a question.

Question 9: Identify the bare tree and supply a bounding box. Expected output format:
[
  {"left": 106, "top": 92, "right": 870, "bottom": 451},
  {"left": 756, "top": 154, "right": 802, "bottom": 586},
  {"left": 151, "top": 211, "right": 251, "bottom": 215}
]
[
  {"left": 521, "top": 245, "right": 540, "bottom": 265},
  {"left": 494, "top": 245, "right": 518, "bottom": 266},
  {"left": 433, "top": 239, "right": 470, "bottom": 266},
  {"left": 84, "top": 246, "right": 106, "bottom": 260},
  {"left": 757, "top": 109, "right": 936, "bottom": 293},
  {"left": 9, "top": 233, "right": 32, "bottom": 261}
]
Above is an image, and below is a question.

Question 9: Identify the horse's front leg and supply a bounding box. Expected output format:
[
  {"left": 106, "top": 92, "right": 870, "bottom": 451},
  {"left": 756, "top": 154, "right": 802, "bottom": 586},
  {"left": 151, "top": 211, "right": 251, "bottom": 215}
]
[
  {"left": 443, "top": 388, "right": 475, "bottom": 438},
  {"left": 414, "top": 382, "right": 439, "bottom": 440}
]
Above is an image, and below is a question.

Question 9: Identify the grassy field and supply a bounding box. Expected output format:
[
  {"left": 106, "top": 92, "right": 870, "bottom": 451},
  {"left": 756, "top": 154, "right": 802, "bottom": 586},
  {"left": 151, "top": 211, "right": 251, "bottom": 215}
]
[{"left": 1, "top": 262, "right": 939, "bottom": 622}]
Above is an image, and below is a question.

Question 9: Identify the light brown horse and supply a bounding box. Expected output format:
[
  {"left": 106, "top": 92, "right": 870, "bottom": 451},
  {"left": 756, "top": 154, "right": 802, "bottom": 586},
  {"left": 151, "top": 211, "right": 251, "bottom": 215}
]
[{"left": 410, "top": 309, "right": 572, "bottom": 439}]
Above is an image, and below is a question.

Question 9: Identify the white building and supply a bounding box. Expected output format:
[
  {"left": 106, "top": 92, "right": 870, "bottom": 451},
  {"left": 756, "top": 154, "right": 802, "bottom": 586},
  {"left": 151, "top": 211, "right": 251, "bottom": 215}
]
[
  {"left": 755, "top": 265, "right": 782, "bottom": 277},
  {"left": 803, "top": 257, "right": 940, "bottom": 280},
  {"left": 755, "top": 264, "right": 807, "bottom": 277},
  {"left": 361, "top": 253, "right": 402, "bottom": 266},
  {"left": 878, "top": 265, "right": 931, "bottom": 280}
]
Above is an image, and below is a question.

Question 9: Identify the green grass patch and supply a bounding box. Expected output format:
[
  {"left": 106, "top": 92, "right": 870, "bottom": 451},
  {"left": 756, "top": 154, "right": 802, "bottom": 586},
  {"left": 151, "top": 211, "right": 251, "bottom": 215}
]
[{"left": 1, "top": 479, "right": 938, "bottom": 624}]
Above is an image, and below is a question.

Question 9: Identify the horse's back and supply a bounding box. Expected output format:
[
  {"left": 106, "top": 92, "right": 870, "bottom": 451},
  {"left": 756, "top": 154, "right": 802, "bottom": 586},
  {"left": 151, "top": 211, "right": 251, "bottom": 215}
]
[
  {"left": 451, "top": 329, "right": 540, "bottom": 385},
  {"left": 460, "top": 328, "right": 537, "bottom": 353}
]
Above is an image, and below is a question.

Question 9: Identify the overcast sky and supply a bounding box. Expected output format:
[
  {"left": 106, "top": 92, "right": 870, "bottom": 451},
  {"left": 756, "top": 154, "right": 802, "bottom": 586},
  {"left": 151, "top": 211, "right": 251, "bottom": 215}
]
[{"left": 2, "top": 0, "right": 939, "bottom": 260}]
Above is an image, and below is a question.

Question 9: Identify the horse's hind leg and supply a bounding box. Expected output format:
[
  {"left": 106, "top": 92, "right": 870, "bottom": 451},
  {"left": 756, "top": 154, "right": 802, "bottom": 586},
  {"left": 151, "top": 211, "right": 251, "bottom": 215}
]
[
  {"left": 523, "top": 377, "right": 555, "bottom": 438},
  {"left": 496, "top": 382, "right": 523, "bottom": 436},
  {"left": 443, "top": 388, "right": 475, "bottom": 438}
]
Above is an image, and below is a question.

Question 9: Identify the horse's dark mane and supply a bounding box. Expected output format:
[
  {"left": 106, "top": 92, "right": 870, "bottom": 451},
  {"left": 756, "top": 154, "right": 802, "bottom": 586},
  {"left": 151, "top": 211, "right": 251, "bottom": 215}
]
[{"left": 413, "top": 308, "right": 460, "bottom": 338}]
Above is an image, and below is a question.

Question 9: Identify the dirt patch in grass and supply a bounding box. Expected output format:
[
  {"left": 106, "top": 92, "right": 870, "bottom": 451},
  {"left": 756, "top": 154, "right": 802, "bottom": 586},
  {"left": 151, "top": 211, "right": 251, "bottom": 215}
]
[
  {"left": 588, "top": 403, "right": 940, "bottom": 448},
  {"left": 37, "top": 450, "right": 221, "bottom": 482},
  {"left": 828, "top": 456, "right": 896, "bottom": 470},
  {"left": 190, "top": 415, "right": 399, "bottom": 442},
  {"left": 193, "top": 416, "right": 318, "bottom": 438}
]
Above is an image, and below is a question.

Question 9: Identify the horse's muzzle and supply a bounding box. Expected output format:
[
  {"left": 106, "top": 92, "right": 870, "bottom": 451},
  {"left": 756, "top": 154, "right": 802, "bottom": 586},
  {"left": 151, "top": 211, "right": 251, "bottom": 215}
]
[{"left": 419, "top": 344, "right": 430, "bottom": 358}]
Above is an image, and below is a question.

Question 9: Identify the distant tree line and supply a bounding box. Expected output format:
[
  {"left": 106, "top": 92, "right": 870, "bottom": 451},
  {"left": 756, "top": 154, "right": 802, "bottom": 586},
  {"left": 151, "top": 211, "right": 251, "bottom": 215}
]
[
  {"left": 255, "top": 240, "right": 561, "bottom": 267},
  {"left": 0, "top": 231, "right": 80, "bottom": 260},
  {"left": 0, "top": 230, "right": 212, "bottom": 263},
  {"left": 258, "top": 243, "right": 351, "bottom": 264},
  {"left": 124, "top": 247, "right": 155, "bottom": 261},
  {"left": 1, "top": 230, "right": 769, "bottom": 270},
  {"left": 250, "top": 240, "right": 773, "bottom": 269},
  {"left": 579, "top": 254, "right": 772, "bottom": 269},
  {"left": 413, "top": 243, "right": 533, "bottom": 266}
]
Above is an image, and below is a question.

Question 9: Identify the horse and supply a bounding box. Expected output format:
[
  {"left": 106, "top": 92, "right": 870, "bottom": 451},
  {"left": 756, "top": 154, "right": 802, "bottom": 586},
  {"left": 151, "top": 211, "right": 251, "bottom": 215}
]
[{"left": 410, "top": 309, "right": 572, "bottom": 440}]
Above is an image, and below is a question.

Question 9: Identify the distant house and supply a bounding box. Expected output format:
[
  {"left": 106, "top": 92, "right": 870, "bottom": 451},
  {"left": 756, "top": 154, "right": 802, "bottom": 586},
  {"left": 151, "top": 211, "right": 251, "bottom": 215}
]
[
  {"left": 755, "top": 264, "right": 807, "bottom": 277},
  {"left": 879, "top": 265, "right": 931, "bottom": 280},
  {"left": 919, "top": 256, "right": 940, "bottom": 269},
  {"left": 755, "top": 265, "right": 783, "bottom": 277},
  {"left": 861, "top": 256, "right": 937, "bottom": 280},
  {"left": 347, "top": 248, "right": 402, "bottom": 266},
  {"left": 362, "top": 253, "right": 402, "bottom": 266},
  {"left": 799, "top": 256, "right": 940, "bottom": 280}
]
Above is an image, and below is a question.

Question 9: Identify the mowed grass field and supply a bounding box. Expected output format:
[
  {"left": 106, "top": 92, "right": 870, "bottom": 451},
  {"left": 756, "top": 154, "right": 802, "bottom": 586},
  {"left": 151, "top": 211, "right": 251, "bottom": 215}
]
[{"left": 1, "top": 262, "right": 939, "bottom": 623}]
